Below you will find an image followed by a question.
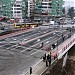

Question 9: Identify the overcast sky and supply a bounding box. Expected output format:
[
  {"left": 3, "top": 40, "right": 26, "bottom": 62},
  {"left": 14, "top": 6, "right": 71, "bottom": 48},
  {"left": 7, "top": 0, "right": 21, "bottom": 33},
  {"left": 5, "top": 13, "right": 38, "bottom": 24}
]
[{"left": 63, "top": 0, "right": 75, "bottom": 7}]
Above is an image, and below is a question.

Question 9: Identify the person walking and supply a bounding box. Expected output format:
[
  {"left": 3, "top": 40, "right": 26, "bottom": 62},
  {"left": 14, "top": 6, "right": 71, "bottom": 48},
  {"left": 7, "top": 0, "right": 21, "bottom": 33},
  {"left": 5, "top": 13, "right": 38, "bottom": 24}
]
[
  {"left": 46, "top": 60, "right": 48, "bottom": 67},
  {"left": 43, "top": 56, "right": 45, "bottom": 62},
  {"left": 41, "top": 42, "right": 44, "bottom": 47},
  {"left": 44, "top": 53, "right": 46, "bottom": 60},
  {"left": 46, "top": 52, "right": 51, "bottom": 66},
  {"left": 43, "top": 53, "right": 46, "bottom": 61},
  {"left": 49, "top": 52, "right": 51, "bottom": 66},
  {"left": 30, "top": 67, "right": 32, "bottom": 75},
  {"left": 49, "top": 58, "right": 51, "bottom": 66},
  {"left": 47, "top": 54, "right": 50, "bottom": 61}
]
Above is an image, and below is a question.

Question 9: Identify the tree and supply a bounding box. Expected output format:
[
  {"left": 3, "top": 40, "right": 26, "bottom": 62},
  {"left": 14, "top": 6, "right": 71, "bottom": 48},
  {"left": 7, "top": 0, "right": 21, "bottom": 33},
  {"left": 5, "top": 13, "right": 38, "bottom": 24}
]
[{"left": 67, "top": 7, "right": 74, "bottom": 19}]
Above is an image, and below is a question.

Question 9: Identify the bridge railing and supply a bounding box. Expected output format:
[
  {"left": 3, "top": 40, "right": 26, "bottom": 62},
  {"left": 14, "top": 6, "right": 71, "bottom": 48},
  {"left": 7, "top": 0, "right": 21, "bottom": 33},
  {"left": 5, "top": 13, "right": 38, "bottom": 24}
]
[{"left": 51, "top": 34, "right": 75, "bottom": 60}]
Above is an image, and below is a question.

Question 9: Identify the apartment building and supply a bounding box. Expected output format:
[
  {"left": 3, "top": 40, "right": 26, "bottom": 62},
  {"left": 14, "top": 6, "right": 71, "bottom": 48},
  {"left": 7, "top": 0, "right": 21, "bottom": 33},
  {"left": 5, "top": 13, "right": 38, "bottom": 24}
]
[
  {"left": 35, "top": 0, "right": 63, "bottom": 17},
  {"left": 0, "top": 0, "right": 63, "bottom": 19},
  {"left": 11, "top": 0, "right": 22, "bottom": 19},
  {"left": 0, "top": 0, "right": 12, "bottom": 18}
]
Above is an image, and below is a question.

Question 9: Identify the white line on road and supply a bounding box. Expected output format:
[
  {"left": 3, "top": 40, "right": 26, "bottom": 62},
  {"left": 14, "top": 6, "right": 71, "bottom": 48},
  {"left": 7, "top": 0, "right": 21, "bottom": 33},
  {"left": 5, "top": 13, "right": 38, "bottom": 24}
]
[
  {"left": 30, "top": 50, "right": 38, "bottom": 56},
  {"left": 20, "top": 50, "right": 26, "bottom": 53}
]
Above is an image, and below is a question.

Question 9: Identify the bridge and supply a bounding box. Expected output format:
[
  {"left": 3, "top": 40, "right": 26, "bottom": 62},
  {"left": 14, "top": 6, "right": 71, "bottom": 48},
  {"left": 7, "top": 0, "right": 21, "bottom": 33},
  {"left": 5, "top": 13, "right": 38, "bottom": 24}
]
[
  {"left": 0, "top": 26, "right": 75, "bottom": 75},
  {"left": 25, "top": 33, "right": 75, "bottom": 75}
]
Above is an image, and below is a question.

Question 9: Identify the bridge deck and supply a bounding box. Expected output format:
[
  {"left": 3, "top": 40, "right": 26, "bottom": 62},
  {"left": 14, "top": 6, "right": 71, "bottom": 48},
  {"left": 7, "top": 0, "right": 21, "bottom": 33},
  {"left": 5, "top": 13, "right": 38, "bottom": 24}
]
[{"left": 25, "top": 34, "right": 75, "bottom": 75}]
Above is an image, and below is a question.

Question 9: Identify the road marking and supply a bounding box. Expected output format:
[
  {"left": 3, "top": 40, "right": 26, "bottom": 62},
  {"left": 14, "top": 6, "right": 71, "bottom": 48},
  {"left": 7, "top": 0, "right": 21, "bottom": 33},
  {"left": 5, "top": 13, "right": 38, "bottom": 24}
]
[
  {"left": 20, "top": 50, "right": 26, "bottom": 53},
  {"left": 21, "top": 30, "right": 56, "bottom": 45},
  {"left": 30, "top": 51, "right": 38, "bottom": 56},
  {"left": 46, "top": 41, "right": 49, "bottom": 43},
  {"left": 6, "top": 44, "right": 18, "bottom": 50},
  {"left": 30, "top": 36, "right": 53, "bottom": 48}
]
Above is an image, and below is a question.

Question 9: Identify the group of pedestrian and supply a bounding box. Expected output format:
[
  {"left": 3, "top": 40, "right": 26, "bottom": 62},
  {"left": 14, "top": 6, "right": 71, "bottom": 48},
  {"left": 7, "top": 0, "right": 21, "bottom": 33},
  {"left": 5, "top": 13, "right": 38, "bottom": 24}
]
[
  {"left": 43, "top": 52, "right": 51, "bottom": 67},
  {"left": 29, "top": 52, "right": 51, "bottom": 74}
]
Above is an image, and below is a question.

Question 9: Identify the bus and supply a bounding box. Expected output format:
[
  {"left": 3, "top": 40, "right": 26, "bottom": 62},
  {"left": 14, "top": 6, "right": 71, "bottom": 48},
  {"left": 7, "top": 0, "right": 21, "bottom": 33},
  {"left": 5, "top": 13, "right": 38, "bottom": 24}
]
[
  {"left": 14, "top": 22, "right": 39, "bottom": 28},
  {"left": 14, "top": 23, "right": 25, "bottom": 28}
]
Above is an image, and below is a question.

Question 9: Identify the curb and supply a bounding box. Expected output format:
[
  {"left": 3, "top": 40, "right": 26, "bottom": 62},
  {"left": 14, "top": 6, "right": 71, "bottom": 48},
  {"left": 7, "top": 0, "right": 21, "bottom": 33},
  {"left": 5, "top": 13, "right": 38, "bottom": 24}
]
[{"left": 24, "top": 59, "right": 43, "bottom": 75}]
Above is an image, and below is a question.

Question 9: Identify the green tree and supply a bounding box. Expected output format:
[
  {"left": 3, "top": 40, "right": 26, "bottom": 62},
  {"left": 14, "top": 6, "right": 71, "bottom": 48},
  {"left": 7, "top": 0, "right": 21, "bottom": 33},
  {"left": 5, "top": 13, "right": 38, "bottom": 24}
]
[{"left": 68, "top": 7, "right": 74, "bottom": 19}]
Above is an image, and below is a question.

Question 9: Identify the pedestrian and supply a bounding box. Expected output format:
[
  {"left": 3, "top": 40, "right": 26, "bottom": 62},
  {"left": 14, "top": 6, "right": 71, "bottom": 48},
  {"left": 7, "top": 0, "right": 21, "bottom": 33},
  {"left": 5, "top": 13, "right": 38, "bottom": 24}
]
[
  {"left": 47, "top": 54, "right": 50, "bottom": 61},
  {"left": 43, "top": 56, "right": 45, "bottom": 62},
  {"left": 48, "top": 52, "right": 51, "bottom": 66},
  {"left": 41, "top": 42, "right": 44, "bottom": 47},
  {"left": 44, "top": 53, "right": 46, "bottom": 60},
  {"left": 52, "top": 44, "right": 55, "bottom": 49},
  {"left": 49, "top": 59, "right": 51, "bottom": 66},
  {"left": 30, "top": 67, "right": 32, "bottom": 75},
  {"left": 49, "top": 52, "right": 51, "bottom": 60},
  {"left": 63, "top": 37, "right": 64, "bottom": 41},
  {"left": 46, "top": 60, "right": 48, "bottom": 67}
]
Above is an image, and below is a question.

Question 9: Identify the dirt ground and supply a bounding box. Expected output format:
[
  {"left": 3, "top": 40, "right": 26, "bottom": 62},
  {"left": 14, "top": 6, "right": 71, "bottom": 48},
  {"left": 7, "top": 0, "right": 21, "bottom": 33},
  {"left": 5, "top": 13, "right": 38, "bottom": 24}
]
[{"left": 43, "top": 56, "right": 75, "bottom": 75}]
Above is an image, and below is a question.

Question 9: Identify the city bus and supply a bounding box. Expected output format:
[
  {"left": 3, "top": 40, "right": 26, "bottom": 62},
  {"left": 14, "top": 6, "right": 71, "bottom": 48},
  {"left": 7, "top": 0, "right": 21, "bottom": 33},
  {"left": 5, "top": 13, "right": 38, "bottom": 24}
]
[
  {"left": 14, "top": 22, "right": 39, "bottom": 28},
  {"left": 14, "top": 23, "right": 25, "bottom": 28}
]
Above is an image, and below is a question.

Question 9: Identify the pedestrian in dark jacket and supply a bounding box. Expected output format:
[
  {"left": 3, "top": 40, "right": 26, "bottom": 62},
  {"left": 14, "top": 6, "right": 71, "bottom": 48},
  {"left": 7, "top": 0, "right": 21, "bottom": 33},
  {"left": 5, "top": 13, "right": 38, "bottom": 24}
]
[
  {"left": 49, "top": 59, "right": 51, "bottom": 66},
  {"left": 49, "top": 52, "right": 51, "bottom": 65},
  {"left": 44, "top": 53, "right": 46, "bottom": 60},
  {"left": 30, "top": 67, "right": 32, "bottom": 74},
  {"left": 47, "top": 54, "right": 50, "bottom": 61},
  {"left": 46, "top": 60, "right": 48, "bottom": 67},
  {"left": 43, "top": 56, "right": 45, "bottom": 62}
]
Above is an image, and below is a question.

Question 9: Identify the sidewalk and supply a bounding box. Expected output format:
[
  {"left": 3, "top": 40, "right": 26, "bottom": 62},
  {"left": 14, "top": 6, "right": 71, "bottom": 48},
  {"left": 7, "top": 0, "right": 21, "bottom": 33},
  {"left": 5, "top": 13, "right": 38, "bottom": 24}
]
[
  {"left": 25, "top": 55, "right": 55, "bottom": 75},
  {"left": 25, "top": 60, "right": 47, "bottom": 75}
]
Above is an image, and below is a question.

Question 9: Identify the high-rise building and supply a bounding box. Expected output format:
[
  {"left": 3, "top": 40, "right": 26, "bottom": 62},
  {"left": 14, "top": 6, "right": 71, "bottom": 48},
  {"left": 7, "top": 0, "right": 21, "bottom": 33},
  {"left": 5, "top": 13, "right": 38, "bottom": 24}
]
[
  {"left": 0, "top": 0, "right": 35, "bottom": 19},
  {"left": 35, "top": 0, "right": 63, "bottom": 17},
  {"left": 0, "top": 0, "right": 28, "bottom": 19},
  {"left": 11, "top": 0, "right": 22, "bottom": 19},
  {"left": 22, "top": 0, "right": 28, "bottom": 19},
  {"left": 0, "top": 0, "right": 12, "bottom": 18},
  {"left": 0, "top": 0, "right": 63, "bottom": 19},
  {"left": 52, "top": 0, "right": 63, "bottom": 16},
  {"left": 28, "top": 0, "right": 35, "bottom": 19},
  {"left": 0, "top": 0, "right": 22, "bottom": 19}
]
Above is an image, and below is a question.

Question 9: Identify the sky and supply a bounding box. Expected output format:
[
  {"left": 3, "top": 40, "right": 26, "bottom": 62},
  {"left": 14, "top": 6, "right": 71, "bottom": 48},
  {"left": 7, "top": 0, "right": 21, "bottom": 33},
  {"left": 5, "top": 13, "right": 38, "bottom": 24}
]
[{"left": 64, "top": 0, "right": 75, "bottom": 7}]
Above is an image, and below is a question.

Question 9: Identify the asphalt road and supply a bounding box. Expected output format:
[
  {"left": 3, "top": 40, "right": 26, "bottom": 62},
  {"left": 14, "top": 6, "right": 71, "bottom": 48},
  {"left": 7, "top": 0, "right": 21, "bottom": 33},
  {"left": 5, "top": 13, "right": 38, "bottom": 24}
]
[
  {"left": 0, "top": 26, "right": 53, "bottom": 75},
  {"left": 0, "top": 25, "right": 75, "bottom": 75},
  {"left": 0, "top": 27, "right": 54, "bottom": 43},
  {"left": 23, "top": 29, "right": 70, "bottom": 49},
  {"left": 0, "top": 42, "right": 48, "bottom": 75}
]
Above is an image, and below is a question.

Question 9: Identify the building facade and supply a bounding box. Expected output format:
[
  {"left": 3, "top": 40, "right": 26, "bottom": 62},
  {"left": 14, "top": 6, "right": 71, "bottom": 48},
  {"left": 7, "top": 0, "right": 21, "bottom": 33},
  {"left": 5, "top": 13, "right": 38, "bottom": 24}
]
[
  {"left": 11, "top": 0, "right": 22, "bottom": 19},
  {"left": 52, "top": 0, "right": 63, "bottom": 16},
  {"left": 0, "top": 0, "right": 63, "bottom": 19},
  {"left": 35, "top": 0, "right": 63, "bottom": 17},
  {"left": 0, "top": 0, "right": 12, "bottom": 18},
  {"left": 41, "top": 0, "right": 52, "bottom": 15},
  {"left": 0, "top": 0, "right": 35, "bottom": 19},
  {"left": 22, "top": 0, "right": 28, "bottom": 19},
  {"left": 28, "top": 0, "right": 35, "bottom": 19},
  {"left": 0, "top": 0, "right": 28, "bottom": 19}
]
